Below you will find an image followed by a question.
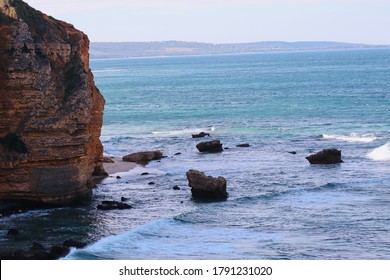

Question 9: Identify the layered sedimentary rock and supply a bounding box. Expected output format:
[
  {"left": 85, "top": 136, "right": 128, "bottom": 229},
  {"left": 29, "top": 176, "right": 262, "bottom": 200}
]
[{"left": 0, "top": 0, "right": 105, "bottom": 204}]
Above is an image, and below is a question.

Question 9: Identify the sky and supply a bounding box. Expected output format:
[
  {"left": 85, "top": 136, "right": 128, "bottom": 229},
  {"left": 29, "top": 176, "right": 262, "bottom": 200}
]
[{"left": 23, "top": 0, "right": 390, "bottom": 44}]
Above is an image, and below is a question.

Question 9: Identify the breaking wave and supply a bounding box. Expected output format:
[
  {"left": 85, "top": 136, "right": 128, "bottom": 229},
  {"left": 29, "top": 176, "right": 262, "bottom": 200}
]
[
  {"left": 367, "top": 142, "right": 390, "bottom": 161},
  {"left": 323, "top": 133, "right": 377, "bottom": 143}
]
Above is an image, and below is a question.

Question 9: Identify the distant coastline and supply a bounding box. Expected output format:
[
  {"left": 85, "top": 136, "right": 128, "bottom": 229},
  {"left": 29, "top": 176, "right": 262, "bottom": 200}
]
[{"left": 90, "top": 40, "right": 389, "bottom": 59}]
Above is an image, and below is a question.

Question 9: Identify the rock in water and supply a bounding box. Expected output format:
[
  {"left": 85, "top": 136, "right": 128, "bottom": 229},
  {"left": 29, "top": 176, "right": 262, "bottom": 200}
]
[
  {"left": 0, "top": 0, "right": 105, "bottom": 205},
  {"left": 186, "top": 169, "right": 228, "bottom": 199},
  {"left": 306, "top": 149, "right": 343, "bottom": 164},
  {"left": 122, "top": 151, "right": 163, "bottom": 164},
  {"left": 192, "top": 132, "right": 210, "bottom": 138},
  {"left": 196, "top": 140, "right": 223, "bottom": 153}
]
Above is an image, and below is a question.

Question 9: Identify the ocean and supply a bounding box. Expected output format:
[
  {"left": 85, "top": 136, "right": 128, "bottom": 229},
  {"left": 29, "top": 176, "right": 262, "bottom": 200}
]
[{"left": 1, "top": 49, "right": 390, "bottom": 259}]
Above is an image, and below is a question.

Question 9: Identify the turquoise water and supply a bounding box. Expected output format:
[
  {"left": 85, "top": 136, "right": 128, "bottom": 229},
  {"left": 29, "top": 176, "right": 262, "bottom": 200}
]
[{"left": 2, "top": 49, "right": 390, "bottom": 259}]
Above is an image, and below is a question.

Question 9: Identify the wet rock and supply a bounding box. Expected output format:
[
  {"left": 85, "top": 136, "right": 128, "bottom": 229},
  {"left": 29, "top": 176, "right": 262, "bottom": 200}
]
[
  {"left": 186, "top": 169, "right": 228, "bottom": 199},
  {"left": 174, "top": 152, "right": 182, "bottom": 156},
  {"left": 116, "top": 176, "right": 121, "bottom": 179},
  {"left": 141, "top": 172, "right": 150, "bottom": 176},
  {"left": 306, "top": 148, "right": 343, "bottom": 164},
  {"left": 196, "top": 140, "right": 223, "bottom": 153},
  {"left": 192, "top": 132, "right": 210, "bottom": 138},
  {"left": 97, "top": 200, "right": 132, "bottom": 210},
  {"left": 288, "top": 151, "right": 297, "bottom": 155},
  {"left": 122, "top": 151, "right": 163, "bottom": 164},
  {"left": 63, "top": 239, "right": 87, "bottom": 249},
  {"left": 236, "top": 143, "right": 251, "bottom": 148},
  {"left": 173, "top": 186, "right": 181, "bottom": 190},
  {"left": 120, "top": 197, "right": 129, "bottom": 202},
  {"left": 50, "top": 246, "right": 70, "bottom": 258},
  {"left": 148, "top": 182, "right": 155, "bottom": 185}
]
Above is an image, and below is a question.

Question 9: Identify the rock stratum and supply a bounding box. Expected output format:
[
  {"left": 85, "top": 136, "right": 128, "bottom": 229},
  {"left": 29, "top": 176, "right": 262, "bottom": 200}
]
[{"left": 0, "top": 0, "right": 105, "bottom": 205}]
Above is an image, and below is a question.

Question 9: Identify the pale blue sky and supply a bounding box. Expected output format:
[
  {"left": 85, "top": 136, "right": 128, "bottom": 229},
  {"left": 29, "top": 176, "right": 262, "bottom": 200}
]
[{"left": 24, "top": 0, "right": 390, "bottom": 44}]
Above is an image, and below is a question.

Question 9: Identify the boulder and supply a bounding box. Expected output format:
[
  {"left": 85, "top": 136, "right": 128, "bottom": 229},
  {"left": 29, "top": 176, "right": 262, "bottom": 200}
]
[
  {"left": 192, "top": 132, "right": 210, "bottom": 138},
  {"left": 306, "top": 148, "right": 343, "bottom": 164},
  {"left": 196, "top": 140, "right": 223, "bottom": 153},
  {"left": 122, "top": 151, "right": 163, "bottom": 164},
  {"left": 186, "top": 169, "right": 228, "bottom": 199}
]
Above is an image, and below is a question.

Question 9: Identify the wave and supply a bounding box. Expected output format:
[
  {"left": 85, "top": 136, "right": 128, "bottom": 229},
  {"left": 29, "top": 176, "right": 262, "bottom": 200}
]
[
  {"left": 63, "top": 218, "right": 278, "bottom": 260},
  {"left": 151, "top": 126, "right": 216, "bottom": 136},
  {"left": 367, "top": 142, "right": 390, "bottom": 161},
  {"left": 323, "top": 133, "right": 377, "bottom": 143}
]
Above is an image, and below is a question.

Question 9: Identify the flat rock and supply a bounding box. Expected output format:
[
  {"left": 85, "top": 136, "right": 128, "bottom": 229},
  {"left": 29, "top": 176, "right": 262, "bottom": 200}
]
[
  {"left": 236, "top": 143, "right": 251, "bottom": 148},
  {"left": 192, "top": 132, "right": 210, "bottom": 138},
  {"left": 122, "top": 151, "right": 163, "bottom": 164},
  {"left": 97, "top": 200, "right": 132, "bottom": 210}
]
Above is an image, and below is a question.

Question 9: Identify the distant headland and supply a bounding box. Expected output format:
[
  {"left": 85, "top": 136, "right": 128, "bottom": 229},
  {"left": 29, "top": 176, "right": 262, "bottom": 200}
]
[{"left": 90, "top": 40, "right": 388, "bottom": 59}]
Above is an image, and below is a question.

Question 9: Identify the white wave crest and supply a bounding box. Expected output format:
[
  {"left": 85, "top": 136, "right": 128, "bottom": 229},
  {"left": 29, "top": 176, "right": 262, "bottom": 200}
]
[
  {"left": 367, "top": 142, "right": 390, "bottom": 161},
  {"left": 323, "top": 133, "right": 377, "bottom": 143},
  {"left": 151, "top": 126, "right": 216, "bottom": 136}
]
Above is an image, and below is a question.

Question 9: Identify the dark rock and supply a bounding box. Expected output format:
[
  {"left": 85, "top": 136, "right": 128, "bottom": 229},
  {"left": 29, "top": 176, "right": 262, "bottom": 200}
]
[
  {"left": 31, "top": 242, "right": 45, "bottom": 251},
  {"left": 236, "top": 143, "right": 251, "bottom": 148},
  {"left": 288, "top": 151, "right": 297, "bottom": 155},
  {"left": 174, "top": 152, "right": 182, "bottom": 156},
  {"left": 192, "top": 132, "right": 210, "bottom": 138},
  {"left": 173, "top": 186, "right": 181, "bottom": 190},
  {"left": 196, "top": 140, "right": 223, "bottom": 153},
  {"left": 97, "top": 200, "right": 132, "bottom": 210},
  {"left": 122, "top": 151, "right": 163, "bottom": 164},
  {"left": 306, "top": 148, "right": 343, "bottom": 164},
  {"left": 50, "top": 245, "right": 70, "bottom": 258},
  {"left": 141, "top": 172, "right": 150, "bottom": 176},
  {"left": 63, "top": 239, "right": 87, "bottom": 249},
  {"left": 186, "top": 169, "right": 228, "bottom": 199},
  {"left": 120, "top": 197, "right": 129, "bottom": 202},
  {"left": 116, "top": 176, "right": 121, "bottom": 179},
  {"left": 148, "top": 182, "right": 155, "bottom": 185},
  {"left": 7, "top": 228, "right": 20, "bottom": 236}
]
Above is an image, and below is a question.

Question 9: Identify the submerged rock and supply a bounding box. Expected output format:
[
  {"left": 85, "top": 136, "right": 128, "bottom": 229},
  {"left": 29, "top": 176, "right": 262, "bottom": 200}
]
[
  {"left": 0, "top": 0, "right": 105, "bottom": 205},
  {"left": 236, "top": 143, "right": 251, "bottom": 148},
  {"left": 306, "top": 148, "right": 343, "bottom": 164},
  {"left": 186, "top": 169, "right": 228, "bottom": 199},
  {"left": 122, "top": 151, "right": 163, "bottom": 164},
  {"left": 196, "top": 140, "right": 223, "bottom": 153}
]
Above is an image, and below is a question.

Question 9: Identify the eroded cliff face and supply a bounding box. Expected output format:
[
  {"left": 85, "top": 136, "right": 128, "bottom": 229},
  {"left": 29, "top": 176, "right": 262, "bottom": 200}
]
[{"left": 0, "top": 0, "right": 106, "bottom": 204}]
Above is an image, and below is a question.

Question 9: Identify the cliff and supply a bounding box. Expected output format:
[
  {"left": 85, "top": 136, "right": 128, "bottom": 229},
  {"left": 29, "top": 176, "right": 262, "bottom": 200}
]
[{"left": 0, "top": 0, "right": 106, "bottom": 205}]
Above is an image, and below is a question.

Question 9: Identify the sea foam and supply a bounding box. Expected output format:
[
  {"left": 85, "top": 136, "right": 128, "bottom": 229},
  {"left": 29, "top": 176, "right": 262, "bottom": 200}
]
[
  {"left": 323, "top": 133, "right": 377, "bottom": 143},
  {"left": 151, "top": 126, "right": 216, "bottom": 136},
  {"left": 367, "top": 142, "right": 390, "bottom": 161}
]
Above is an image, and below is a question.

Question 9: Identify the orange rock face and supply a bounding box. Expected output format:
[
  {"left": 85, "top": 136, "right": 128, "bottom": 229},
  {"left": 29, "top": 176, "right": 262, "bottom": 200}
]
[{"left": 0, "top": 0, "right": 105, "bottom": 204}]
